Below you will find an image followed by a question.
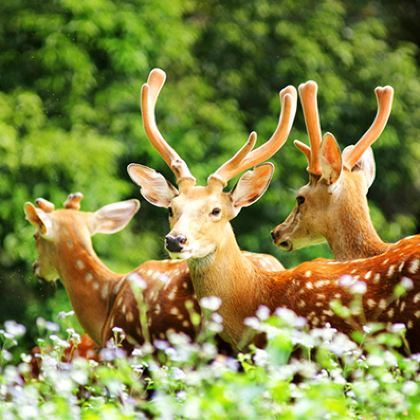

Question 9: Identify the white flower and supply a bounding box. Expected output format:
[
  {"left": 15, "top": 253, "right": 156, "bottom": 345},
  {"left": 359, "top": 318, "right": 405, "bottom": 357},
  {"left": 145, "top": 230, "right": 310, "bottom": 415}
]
[
  {"left": 253, "top": 348, "right": 268, "bottom": 366},
  {"left": 389, "top": 323, "right": 406, "bottom": 334},
  {"left": 256, "top": 305, "right": 270, "bottom": 320},
  {"left": 128, "top": 273, "right": 147, "bottom": 290},
  {"left": 400, "top": 276, "right": 414, "bottom": 290},
  {"left": 244, "top": 316, "right": 260, "bottom": 330},
  {"left": 274, "top": 307, "right": 299, "bottom": 326},
  {"left": 339, "top": 275, "right": 356, "bottom": 287},
  {"left": 57, "top": 310, "right": 75, "bottom": 319},
  {"left": 402, "top": 381, "right": 418, "bottom": 396},
  {"left": 200, "top": 296, "right": 222, "bottom": 311},
  {"left": 50, "top": 335, "right": 70, "bottom": 348},
  {"left": 36, "top": 318, "right": 59, "bottom": 332},
  {"left": 172, "top": 367, "right": 186, "bottom": 381},
  {"left": 4, "top": 321, "right": 26, "bottom": 337},
  {"left": 350, "top": 281, "right": 367, "bottom": 295}
]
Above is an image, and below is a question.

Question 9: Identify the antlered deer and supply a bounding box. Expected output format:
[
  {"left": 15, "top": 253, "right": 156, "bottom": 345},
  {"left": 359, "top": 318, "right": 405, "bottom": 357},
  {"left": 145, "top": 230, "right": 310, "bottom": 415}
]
[
  {"left": 25, "top": 193, "right": 282, "bottom": 350},
  {"left": 271, "top": 81, "right": 412, "bottom": 261},
  {"left": 128, "top": 69, "right": 420, "bottom": 352}
]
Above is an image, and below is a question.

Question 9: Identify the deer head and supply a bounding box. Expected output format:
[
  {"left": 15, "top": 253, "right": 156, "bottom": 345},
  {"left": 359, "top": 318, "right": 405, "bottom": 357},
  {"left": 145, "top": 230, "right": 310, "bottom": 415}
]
[
  {"left": 128, "top": 68, "right": 297, "bottom": 262},
  {"left": 272, "top": 81, "right": 394, "bottom": 259},
  {"left": 24, "top": 193, "right": 140, "bottom": 282}
]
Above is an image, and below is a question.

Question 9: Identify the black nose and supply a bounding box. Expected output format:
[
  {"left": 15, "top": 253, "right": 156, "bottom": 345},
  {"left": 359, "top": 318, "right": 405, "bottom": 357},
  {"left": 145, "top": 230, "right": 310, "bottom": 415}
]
[
  {"left": 165, "top": 234, "right": 187, "bottom": 253},
  {"left": 271, "top": 230, "right": 277, "bottom": 240}
]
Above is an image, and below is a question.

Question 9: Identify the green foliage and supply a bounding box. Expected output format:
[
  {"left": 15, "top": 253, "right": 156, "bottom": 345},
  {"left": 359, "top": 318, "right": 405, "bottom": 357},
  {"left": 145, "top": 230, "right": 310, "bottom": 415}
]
[{"left": 0, "top": 1, "right": 419, "bottom": 336}]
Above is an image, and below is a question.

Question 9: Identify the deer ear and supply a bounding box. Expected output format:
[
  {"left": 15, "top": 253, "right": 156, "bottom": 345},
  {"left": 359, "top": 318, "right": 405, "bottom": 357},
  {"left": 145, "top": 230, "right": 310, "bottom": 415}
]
[
  {"left": 91, "top": 199, "right": 140, "bottom": 234},
  {"left": 230, "top": 163, "right": 274, "bottom": 214},
  {"left": 320, "top": 132, "right": 343, "bottom": 189},
  {"left": 343, "top": 145, "right": 376, "bottom": 191},
  {"left": 127, "top": 163, "right": 178, "bottom": 208},
  {"left": 24, "top": 202, "right": 54, "bottom": 237}
]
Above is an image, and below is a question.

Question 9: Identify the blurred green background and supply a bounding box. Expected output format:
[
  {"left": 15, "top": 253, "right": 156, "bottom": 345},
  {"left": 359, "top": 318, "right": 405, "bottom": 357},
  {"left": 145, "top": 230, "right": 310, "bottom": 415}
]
[{"left": 0, "top": 0, "right": 419, "bottom": 339}]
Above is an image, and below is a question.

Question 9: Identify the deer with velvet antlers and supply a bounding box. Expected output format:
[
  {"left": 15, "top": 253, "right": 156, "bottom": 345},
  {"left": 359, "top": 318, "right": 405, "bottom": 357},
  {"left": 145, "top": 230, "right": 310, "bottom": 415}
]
[
  {"left": 25, "top": 193, "right": 282, "bottom": 350},
  {"left": 271, "top": 81, "right": 419, "bottom": 261},
  {"left": 128, "top": 69, "right": 420, "bottom": 352}
]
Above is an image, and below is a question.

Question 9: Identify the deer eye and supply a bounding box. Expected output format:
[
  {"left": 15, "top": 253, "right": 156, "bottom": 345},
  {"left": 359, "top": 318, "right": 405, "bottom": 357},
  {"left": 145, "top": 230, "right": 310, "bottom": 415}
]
[
  {"left": 296, "top": 196, "right": 305, "bottom": 205},
  {"left": 168, "top": 207, "right": 174, "bottom": 217},
  {"left": 210, "top": 207, "right": 221, "bottom": 217}
]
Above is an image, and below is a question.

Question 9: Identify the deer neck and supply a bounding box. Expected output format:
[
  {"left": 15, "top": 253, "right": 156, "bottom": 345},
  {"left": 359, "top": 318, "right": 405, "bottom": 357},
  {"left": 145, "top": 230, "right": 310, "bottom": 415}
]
[
  {"left": 187, "top": 224, "right": 265, "bottom": 348},
  {"left": 325, "top": 179, "right": 389, "bottom": 260},
  {"left": 55, "top": 228, "right": 121, "bottom": 345}
]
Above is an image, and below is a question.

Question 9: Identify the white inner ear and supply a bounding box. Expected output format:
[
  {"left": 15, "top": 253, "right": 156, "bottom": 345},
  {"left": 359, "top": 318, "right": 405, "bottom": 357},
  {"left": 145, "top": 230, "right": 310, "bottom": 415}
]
[
  {"left": 128, "top": 164, "right": 178, "bottom": 208},
  {"left": 230, "top": 164, "right": 274, "bottom": 211},
  {"left": 92, "top": 199, "right": 140, "bottom": 234},
  {"left": 343, "top": 145, "right": 376, "bottom": 191}
]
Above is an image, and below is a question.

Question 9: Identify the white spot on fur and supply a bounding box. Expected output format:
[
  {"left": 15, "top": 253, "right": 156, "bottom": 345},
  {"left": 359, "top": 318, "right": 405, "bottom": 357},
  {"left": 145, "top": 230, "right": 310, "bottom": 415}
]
[
  {"left": 122, "top": 304, "right": 126, "bottom": 314},
  {"left": 297, "top": 300, "right": 306, "bottom": 308},
  {"left": 168, "top": 288, "right": 177, "bottom": 301},
  {"left": 387, "top": 308, "right": 394, "bottom": 318},
  {"left": 85, "top": 272, "right": 93, "bottom": 282},
  {"left": 76, "top": 259, "right": 85, "bottom": 270},
  {"left": 155, "top": 304, "right": 161, "bottom": 314},
  {"left": 407, "top": 320, "right": 413, "bottom": 329},
  {"left": 323, "top": 309, "right": 333, "bottom": 316},
  {"left": 367, "top": 299, "right": 376, "bottom": 308},
  {"left": 381, "top": 258, "right": 389, "bottom": 266},
  {"left": 400, "top": 301, "right": 406, "bottom": 312},
  {"left": 101, "top": 283, "right": 109, "bottom": 300},
  {"left": 364, "top": 271, "right": 372, "bottom": 280},
  {"left": 92, "top": 282, "right": 99, "bottom": 290},
  {"left": 378, "top": 299, "right": 387, "bottom": 310},
  {"left": 373, "top": 273, "right": 381, "bottom": 284},
  {"left": 415, "top": 311, "right": 420, "bottom": 318},
  {"left": 126, "top": 312, "right": 134, "bottom": 322},
  {"left": 305, "top": 271, "right": 312, "bottom": 278},
  {"left": 170, "top": 307, "right": 179, "bottom": 316},
  {"left": 398, "top": 262, "right": 405, "bottom": 272},
  {"left": 413, "top": 293, "right": 420, "bottom": 304},
  {"left": 306, "top": 282, "right": 313, "bottom": 289},
  {"left": 334, "top": 293, "right": 341, "bottom": 299},
  {"left": 182, "top": 320, "right": 190, "bottom": 328},
  {"left": 408, "top": 258, "right": 419, "bottom": 274},
  {"left": 387, "top": 264, "right": 395, "bottom": 278},
  {"left": 317, "top": 294, "right": 325, "bottom": 300},
  {"left": 67, "top": 239, "right": 74, "bottom": 249}
]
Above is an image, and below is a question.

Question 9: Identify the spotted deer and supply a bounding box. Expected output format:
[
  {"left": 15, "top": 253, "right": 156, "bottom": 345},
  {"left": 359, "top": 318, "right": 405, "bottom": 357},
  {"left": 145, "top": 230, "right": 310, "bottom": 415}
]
[
  {"left": 25, "top": 193, "right": 282, "bottom": 350},
  {"left": 128, "top": 69, "right": 420, "bottom": 352},
  {"left": 271, "top": 81, "right": 415, "bottom": 261}
]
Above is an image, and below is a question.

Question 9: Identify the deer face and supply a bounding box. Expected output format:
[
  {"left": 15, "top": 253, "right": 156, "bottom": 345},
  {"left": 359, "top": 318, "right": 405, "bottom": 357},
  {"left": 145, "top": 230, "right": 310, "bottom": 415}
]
[
  {"left": 128, "top": 163, "right": 274, "bottom": 260},
  {"left": 272, "top": 80, "right": 390, "bottom": 253},
  {"left": 24, "top": 203, "right": 60, "bottom": 282}
]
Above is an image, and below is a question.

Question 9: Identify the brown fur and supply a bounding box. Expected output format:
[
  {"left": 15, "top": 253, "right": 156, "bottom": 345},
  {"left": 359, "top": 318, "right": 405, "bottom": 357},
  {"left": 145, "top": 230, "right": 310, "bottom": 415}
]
[{"left": 26, "top": 199, "right": 283, "bottom": 351}]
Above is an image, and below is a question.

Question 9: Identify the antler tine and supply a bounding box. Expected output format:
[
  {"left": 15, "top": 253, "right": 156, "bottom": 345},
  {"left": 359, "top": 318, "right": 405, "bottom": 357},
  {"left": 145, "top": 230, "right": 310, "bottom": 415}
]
[
  {"left": 298, "top": 81, "right": 323, "bottom": 175},
  {"left": 141, "top": 68, "right": 196, "bottom": 185},
  {"left": 208, "top": 132, "right": 258, "bottom": 186},
  {"left": 64, "top": 192, "right": 84, "bottom": 210},
  {"left": 35, "top": 198, "right": 55, "bottom": 213},
  {"left": 209, "top": 85, "right": 297, "bottom": 186},
  {"left": 293, "top": 139, "right": 311, "bottom": 162},
  {"left": 344, "top": 86, "right": 394, "bottom": 169}
]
